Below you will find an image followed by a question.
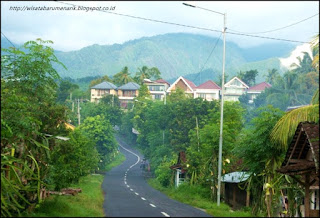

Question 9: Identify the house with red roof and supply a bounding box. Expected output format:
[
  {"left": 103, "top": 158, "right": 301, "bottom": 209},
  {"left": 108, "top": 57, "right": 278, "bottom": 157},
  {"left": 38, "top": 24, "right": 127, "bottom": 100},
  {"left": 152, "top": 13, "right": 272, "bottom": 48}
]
[
  {"left": 166, "top": 76, "right": 221, "bottom": 101},
  {"left": 166, "top": 76, "right": 197, "bottom": 98},
  {"left": 247, "top": 82, "right": 272, "bottom": 103},
  {"left": 195, "top": 80, "right": 221, "bottom": 101},
  {"left": 143, "top": 78, "right": 170, "bottom": 102}
]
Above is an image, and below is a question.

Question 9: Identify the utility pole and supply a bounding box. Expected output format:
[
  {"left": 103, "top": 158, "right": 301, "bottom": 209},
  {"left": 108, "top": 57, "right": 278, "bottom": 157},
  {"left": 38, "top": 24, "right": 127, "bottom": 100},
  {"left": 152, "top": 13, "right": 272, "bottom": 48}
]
[
  {"left": 196, "top": 116, "right": 200, "bottom": 152},
  {"left": 72, "top": 100, "right": 74, "bottom": 112},
  {"left": 183, "top": 2, "right": 226, "bottom": 206},
  {"left": 112, "top": 94, "right": 114, "bottom": 107},
  {"left": 217, "top": 12, "right": 226, "bottom": 206},
  {"left": 77, "top": 98, "right": 81, "bottom": 126}
]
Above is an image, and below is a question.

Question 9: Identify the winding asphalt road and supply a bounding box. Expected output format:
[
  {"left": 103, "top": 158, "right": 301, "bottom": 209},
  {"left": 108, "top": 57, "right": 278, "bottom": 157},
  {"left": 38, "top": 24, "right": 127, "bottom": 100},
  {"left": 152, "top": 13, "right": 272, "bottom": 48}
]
[{"left": 102, "top": 136, "right": 212, "bottom": 217}]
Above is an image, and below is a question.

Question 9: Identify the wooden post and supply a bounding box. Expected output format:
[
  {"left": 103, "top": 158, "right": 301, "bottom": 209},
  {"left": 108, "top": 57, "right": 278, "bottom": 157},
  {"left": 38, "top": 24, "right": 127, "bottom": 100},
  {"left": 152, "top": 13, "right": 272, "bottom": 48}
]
[
  {"left": 305, "top": 174, "right": 310, "bottom": 217},
  {"left": 246, "top": 190, "right": 250, "bottom": 207},
  {"left": 233, "top": 184, "right": 236, "bottom": 207}
]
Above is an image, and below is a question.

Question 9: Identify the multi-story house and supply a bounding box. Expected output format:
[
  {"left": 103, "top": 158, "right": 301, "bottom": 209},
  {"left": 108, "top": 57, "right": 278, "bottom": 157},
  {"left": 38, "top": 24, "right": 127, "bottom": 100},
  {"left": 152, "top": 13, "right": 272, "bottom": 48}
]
[
  {"left": 195, "top": 80, "right": 221, "bottom": 101},
  {"left": 143, "top": 79, "right": 170, "bottom": 101},
  {"left": 166, "top": 76, "right": 197, "bottom": 98},
  {"left": 117, "top": 82, "right": 140, "bottom": 108},
  {"left": 167, "top": 76, "right": 221, "bottom": 101},
  {"left": 247, "top": 82, "right": 272, "bottom": 103},
  {"left": 90, "top": 81, "right": 117, "bottom": 103},
  {"left": 224, "top": 77, "right": 249, "bottom": 101}
]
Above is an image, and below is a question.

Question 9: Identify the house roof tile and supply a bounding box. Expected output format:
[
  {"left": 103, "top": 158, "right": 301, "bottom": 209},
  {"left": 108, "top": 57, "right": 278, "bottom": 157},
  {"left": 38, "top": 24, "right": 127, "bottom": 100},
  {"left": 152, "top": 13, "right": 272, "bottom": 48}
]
[
  {"left": 197, "top": 80, "right": 221, "bottom": 90},
  {"left": 91, "top": 81, "right": 117, "bottom": 90},
  {"left": 117, "top": 82, "right": 140, "bottom": 90},
  {"left": 154, "top": 79, "right": 170, "bottom": 85},
  {"left": 248, "top": 82, "right": 272, "bottom": 91},
  {"left": 184, "top": 78, "right": 197, "bottom": 89}
]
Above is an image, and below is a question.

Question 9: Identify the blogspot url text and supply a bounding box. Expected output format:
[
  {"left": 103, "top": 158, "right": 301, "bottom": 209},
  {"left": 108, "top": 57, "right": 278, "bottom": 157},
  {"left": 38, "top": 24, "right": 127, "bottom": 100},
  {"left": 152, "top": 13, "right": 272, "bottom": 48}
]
[{"left": 9, "top": 5, "right": 116, "bottom": 12}]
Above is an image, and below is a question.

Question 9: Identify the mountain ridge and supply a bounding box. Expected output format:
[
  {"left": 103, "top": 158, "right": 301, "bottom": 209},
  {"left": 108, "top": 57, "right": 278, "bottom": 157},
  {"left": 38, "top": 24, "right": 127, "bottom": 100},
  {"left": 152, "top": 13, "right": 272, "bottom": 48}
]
[{"left": 1, "top": 33, "right": 297, "bottom": 83}]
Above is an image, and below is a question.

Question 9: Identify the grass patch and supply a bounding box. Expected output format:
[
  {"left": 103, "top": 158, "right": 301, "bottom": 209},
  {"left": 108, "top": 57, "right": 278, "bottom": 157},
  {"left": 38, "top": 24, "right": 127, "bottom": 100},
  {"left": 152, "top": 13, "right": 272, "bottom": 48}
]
[
  {"left": 104, "top": 152, "right": 126, "bottom": 172},
  {"left": 147, "top": 178, "right": 256, "bottom": 217},
  {"left": 25, "top": 152, "right": 126, "bottom": 217},
  {"left": 25, "top": 174, "right": 105, "bottom": 217}
]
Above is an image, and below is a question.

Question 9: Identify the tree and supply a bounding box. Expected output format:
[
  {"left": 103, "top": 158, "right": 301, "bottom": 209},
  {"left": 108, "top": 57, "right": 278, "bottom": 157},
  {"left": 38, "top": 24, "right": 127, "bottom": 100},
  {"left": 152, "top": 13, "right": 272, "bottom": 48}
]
[
  {"left": 234, "top": 105, "right": 285, "bottom": 216},
  {"left": 49, "top": 128, "right": 99, "bottom": 190},
  {"left": 113, "top": 66, "right": 133, "bottom": 86},
  {"left": 133, "top": 66, "right": 162, "bottom": 84},
  {"left": 270, "top": 35, "right": 319, "bottom": 149},
  {"left": 265, "top": 68, "right": 280, "bottom": 85},
  {"left": 1, "top": 38, "right": 68, "bottom": 216},
  {"left": 56, "top": 79, "right": 79, "bottom": 103},
  {"left": 89, "top": 75, "right": 112, "bottom": 88},
  {"left": 270, "top": 89, "right": 319, "bottom": 149},
  {"left": 237, "top": 69, "right": 259, "bottom": 86},
  {"left": 80, "top": 115, "right": 117, "bottom": 169}
]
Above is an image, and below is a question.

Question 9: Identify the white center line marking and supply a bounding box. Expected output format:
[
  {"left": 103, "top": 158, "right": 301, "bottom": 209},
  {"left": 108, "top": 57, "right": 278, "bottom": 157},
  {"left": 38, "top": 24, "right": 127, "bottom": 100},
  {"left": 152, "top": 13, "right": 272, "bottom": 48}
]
[
  {"left": 149, "top": 203, "right": 156, "bottom": 208},
  {"left": 130, "top": 188, "right": 133, "bottom": 191},
  {"left": 161, "top": 212, "right": 170, "bottom": 217},
  {"left": 135, "top": 192, "right": 139, "bottom": 195},
  {"left": 124, "top": 181, "right": 127, "bottom": 185},
  {"left": 127, "top": 185, "right": 130, "bottom": 188},
  {"left": 141, "top": 197, "right": 146, "bottom": 200}
]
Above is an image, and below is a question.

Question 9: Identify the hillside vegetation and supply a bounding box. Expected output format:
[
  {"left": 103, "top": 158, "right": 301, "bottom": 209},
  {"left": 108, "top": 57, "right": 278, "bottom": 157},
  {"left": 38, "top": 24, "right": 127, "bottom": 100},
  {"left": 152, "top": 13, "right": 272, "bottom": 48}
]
[{"left": 47, "top": 33, "right": 294, "bottom": 81}]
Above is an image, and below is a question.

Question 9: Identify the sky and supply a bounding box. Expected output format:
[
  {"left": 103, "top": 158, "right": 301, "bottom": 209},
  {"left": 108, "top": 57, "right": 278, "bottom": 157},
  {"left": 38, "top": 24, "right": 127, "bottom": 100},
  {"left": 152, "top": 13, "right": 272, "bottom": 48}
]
[{"left": 1, "top": 1, "right": 319, "bottom": 52}]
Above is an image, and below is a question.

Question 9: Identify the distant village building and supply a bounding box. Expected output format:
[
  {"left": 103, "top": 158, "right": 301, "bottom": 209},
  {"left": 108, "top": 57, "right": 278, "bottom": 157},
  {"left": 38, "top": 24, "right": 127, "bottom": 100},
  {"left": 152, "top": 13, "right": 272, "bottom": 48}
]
[
  {"left": 247, "top": 82, "right": 272, "bottom": 103},
  {"left": 195, "top": 80, "right": 221, "bottom": 101},
  {"left": 89, "top": 76, "right": 271, "bottom": 107},
  {"left": 167, "top": 76, "right": 221, "bottom": 101},
  {"left": 166, "top": 76, "right": 197, "bottom": 98},
  {"left": 224, "top": 77, "right": 249, "bottom": 101},
  {"left": 90, "top": 81, "right": 117, "bottom": 103},
  {"left": 117, "top": 82, "right": 140, "bottom": 108},
  {"left": 143, "top": 78, "right": 170, "bottom": 101}
]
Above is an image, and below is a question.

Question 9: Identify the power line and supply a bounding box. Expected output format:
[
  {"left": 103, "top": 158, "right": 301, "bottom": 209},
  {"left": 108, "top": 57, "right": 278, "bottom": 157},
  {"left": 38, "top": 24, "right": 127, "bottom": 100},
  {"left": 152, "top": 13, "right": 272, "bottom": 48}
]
[
  {"left": 228, "top": 13, "right": 319, "bottom": 34},
  {"left": 1, "top": 32, "right": 16, "bottom": 48},
  {"left": 194, "top": 33, "right": 222, "bottom": 84},
  {"left": 56, "top": 1, "right": 313, "bottom": 44},
  {"left": 57, "top": 1, "right": 221, "bottom": 33},
  {"left": 226, "top": 30, "right": 313, "bottom": 44}
]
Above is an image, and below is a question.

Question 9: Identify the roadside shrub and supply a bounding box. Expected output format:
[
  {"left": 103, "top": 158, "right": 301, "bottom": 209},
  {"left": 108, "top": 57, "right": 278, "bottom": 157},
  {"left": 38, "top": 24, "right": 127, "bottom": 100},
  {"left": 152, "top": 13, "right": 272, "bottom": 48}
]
[{"left": 48, "top": 129, "right": 99, "bottom": 190}]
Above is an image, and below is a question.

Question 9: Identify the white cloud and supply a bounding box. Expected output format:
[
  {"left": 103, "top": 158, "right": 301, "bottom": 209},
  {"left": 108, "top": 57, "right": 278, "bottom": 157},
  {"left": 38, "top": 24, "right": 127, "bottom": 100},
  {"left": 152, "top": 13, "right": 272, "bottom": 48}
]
[{"left": 1, "top": 1, "right": 319, "bottom": 51}]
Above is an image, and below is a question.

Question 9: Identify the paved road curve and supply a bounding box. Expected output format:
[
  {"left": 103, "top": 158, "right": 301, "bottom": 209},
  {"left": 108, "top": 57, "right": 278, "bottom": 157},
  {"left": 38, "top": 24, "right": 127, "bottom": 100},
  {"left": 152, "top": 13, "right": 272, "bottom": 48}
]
[{"left": 102, "top": 136, "right": 212, "bottom": 217}]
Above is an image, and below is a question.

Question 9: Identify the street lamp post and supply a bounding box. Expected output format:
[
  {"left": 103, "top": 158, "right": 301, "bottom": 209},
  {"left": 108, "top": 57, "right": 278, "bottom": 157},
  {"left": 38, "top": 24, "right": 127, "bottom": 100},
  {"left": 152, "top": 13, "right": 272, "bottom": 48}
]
[{"left": 183, "top": 2, "right": 226, "bottom": 206}]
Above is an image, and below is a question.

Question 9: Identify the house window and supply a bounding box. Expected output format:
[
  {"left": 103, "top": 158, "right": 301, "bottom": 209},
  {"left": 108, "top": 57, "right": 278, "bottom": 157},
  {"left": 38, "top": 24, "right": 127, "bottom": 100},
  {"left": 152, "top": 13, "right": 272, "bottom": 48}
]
[
  {"left": 198, "top": 93, "right": 206, "bottom": 98},
  {"left": 97, "top": 89, "right": 110, "bottom": 96},
  {"left": 154, "top": 94, "right": 162, "bottom": 100},
  {"left": 148, "top": 85, "right": 164, "bottom": 91},
  {"left": 123, "top": 90, "right": 136, "bottom": 97}
]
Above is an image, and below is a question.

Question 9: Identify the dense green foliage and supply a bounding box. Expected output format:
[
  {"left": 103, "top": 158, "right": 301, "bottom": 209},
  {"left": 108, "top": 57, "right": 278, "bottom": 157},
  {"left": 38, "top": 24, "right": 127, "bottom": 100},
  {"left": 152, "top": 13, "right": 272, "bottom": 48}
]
[
  {"left": 48, "top": 129, "right": 99, "bottom": 190},
  {"left": 118, "top": 36, "right": 318, "bottom": 216},
  {"left": 80, "top": 115, "right": 118, "bottom": 170},
  {"left": 1, "top": 39, "right": 118, "bottom": 217}
]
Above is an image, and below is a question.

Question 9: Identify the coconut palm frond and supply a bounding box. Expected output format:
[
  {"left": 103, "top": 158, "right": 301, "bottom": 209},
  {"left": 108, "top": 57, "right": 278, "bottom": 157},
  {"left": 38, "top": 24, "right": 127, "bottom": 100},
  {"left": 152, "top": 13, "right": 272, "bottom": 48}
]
[
  {"left": 270, "top": 104, "right": 319, "bottom": 150},
  {"left": 311, "top": 89, "right": 319, "bottom": 105}
]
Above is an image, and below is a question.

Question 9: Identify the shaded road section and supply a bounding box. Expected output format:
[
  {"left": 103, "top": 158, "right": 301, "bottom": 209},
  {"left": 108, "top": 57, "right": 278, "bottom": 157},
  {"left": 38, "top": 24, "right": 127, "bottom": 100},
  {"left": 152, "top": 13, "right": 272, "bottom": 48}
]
[{"left": 102, "top": 136, "right": 212, "bottom": 217}]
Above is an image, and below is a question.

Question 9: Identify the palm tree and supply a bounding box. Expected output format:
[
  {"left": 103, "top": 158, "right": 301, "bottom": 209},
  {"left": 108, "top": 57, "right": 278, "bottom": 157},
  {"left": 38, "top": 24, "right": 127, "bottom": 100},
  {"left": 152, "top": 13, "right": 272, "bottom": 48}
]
[
  {"left": 134, "top": 66, "right": 150, "bottom": 84},
  {"left": 134, "top": 66, "right": 161, "bottom": 84},
  {"left": 270, "top": 35, "right": 319, "bottom": 149},
  {"left": 265, "top": 68, "right": 280, "bottom": 85},
  {"left": 113, "top": 66, "right": 133, "bottom": 86}
]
